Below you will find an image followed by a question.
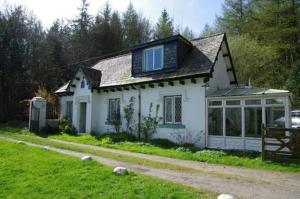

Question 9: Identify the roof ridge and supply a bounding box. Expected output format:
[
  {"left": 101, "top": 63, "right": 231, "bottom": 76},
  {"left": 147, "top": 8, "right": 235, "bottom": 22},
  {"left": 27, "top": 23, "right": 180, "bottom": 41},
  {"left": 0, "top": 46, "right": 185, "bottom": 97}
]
[{"left": 190, "top": 32, "right": 225, "bottom": 41}]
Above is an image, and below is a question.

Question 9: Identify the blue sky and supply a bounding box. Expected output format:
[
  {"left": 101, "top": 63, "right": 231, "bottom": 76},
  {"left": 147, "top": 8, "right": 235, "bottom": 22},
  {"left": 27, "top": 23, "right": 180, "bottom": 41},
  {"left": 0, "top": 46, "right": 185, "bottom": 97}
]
[{"left": 1, "top": 0, "right": 224, "bottom": 35}]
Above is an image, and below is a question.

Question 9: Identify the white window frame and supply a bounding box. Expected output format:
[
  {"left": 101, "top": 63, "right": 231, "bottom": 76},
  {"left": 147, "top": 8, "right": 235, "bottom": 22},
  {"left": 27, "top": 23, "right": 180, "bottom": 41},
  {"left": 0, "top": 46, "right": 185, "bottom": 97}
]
[
  {"left": 143, "top": 45, "right": 164, "bottom": 71},
  {"left": 164, "top": 95, "right": 182, "bottom": 124}
]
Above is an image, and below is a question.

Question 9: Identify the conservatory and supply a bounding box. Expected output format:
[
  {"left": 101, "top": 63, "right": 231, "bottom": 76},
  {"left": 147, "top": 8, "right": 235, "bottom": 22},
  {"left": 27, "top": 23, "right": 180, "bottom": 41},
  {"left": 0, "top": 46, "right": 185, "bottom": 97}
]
[{"left": 205, "top": 87, "right": 292, "bottom": 151}]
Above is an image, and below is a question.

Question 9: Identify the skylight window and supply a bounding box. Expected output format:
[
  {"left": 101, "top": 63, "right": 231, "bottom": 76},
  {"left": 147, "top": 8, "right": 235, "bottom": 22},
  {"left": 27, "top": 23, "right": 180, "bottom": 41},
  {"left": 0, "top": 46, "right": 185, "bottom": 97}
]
[{"left": 143, "top": 46, "right": 163, "bottom": 71}]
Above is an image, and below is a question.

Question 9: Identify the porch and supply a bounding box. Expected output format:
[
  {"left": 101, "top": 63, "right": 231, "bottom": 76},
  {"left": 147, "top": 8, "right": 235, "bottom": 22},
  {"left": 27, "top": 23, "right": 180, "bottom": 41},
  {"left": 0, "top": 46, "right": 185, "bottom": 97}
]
[{"left": 205, "top": 87, "right": 291, "bottom": 151}]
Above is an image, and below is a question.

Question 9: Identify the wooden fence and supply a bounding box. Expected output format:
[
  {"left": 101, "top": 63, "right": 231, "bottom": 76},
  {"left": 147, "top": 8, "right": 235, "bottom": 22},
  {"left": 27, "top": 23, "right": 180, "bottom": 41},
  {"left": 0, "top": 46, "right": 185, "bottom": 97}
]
[{"left": 262, "top": 124, "right": 300, "bottom": 163}]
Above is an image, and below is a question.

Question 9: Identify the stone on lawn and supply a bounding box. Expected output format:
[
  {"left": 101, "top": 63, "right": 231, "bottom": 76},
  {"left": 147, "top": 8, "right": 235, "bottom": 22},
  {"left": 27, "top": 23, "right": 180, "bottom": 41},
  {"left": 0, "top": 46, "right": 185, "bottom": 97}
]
[
  {"left": 81, "top": 155, "right": 92, "bottom": 161},
  {"left": 43, "top": 146, "right": 50, "bottom": 150},
  {"left": 113, "top": 167, "right": 128, "bottom": 175},
  {"left": 17, "top": 141, "right": 24, "bottom": 144},
  {"left": 217, "top": 194, "right": 234, "bottom": 199}
]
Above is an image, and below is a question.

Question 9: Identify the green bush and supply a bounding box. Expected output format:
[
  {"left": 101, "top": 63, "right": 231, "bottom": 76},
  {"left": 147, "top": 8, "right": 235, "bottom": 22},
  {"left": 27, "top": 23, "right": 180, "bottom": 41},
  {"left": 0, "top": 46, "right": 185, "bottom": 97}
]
[
  {"left": 99, "top": 136, "right": 113, "bottom": 144},
  {"left": 59, "top": 117, "right": 77, "bottom": 135},
  {"left": 95, "top": 132, "right": 137, "bottom": 143}
]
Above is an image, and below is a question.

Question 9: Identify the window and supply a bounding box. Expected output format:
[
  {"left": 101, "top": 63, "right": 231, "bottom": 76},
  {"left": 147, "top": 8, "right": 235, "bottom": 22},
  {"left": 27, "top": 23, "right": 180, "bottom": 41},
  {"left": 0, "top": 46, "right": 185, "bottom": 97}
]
[
  {"left": 66, "top": 101, "right": 73, "bottom": 122},
  {"left": 266, "top": 107, "right": 285, "bottom": 127},
  {"left": 245, "top": 107, "right": 262, "bottom": 137},
  {"left": 164, "top": 96, "right": 182, "bottom": 124},
  {"left": 266, "top": 98, "right": 283, "bottom": 105},
  {"left": 208, "top": 108, "right": 223, "bottom": 135},
  {"left": 81, "top": 79, "right": 85, "bottom": 88},
  {"left": 225, "top": 108, "right": 242, "bottom": 136},
  {"left": 226, "top": 100, "right": 240, "bottom": 106},
  {"left": 208, "top": 100, "right": 222, "bottom": 106},
  {"left": 143, "top": 46, "right": 163, "bottom": 71},
  {"left": 108, "top": 99, "right": 120, "bottom": 123},
  {"left": 245, "top": 99, "right": 261, "bottom": 105}
]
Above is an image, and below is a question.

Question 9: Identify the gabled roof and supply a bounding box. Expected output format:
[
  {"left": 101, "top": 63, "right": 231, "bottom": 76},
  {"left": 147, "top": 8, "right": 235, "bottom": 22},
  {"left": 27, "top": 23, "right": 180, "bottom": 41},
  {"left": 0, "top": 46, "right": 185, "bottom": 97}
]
[
  {"left": 92, "top": 33, "right": 226, "bottom": 88},
  {"left": 55, "top": 33, "right": 232, "bottom": 93}
]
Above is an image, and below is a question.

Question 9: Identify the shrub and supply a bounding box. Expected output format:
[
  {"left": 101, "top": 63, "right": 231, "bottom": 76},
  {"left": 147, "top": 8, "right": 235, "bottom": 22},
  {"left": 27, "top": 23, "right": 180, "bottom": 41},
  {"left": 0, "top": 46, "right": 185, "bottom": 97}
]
[
  {"left": 99, "top": 136, "right": 113, "bottom": 144},
  {"left": 140, "top": 103, "right": 162, "bottom": 141},
  {"left": 123, "top": 96, "right": 135, "bottom": 133},
  {"left": 96, "top": 132, "right": 137, "bottom": 143},
  {"left": 175, "top": 147, "right": 191, "bottom": 152},
  {"left": 59, "top": 117, "right": 77, "bottom": 135}
]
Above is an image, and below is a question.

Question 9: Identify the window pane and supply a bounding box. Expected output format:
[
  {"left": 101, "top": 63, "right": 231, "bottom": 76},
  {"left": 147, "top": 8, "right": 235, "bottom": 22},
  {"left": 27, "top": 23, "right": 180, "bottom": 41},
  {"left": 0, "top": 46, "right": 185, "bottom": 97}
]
[
  {"left": 144, "top": 49, "right": 153, "bottom": 71},
  {"left": 175, "top": 96, "right": 182, "bottom": 123},
  {"left": 245, "top": 107, "right": 262, "bottom": 137},
  {"left": 209, "top": 101, "right": 222, "bottom": 106},
  {"left": 165, "top": 97, "right": 173, "bottom": 123},
  {"left": 154, "top": 48, "right": 162, "bottom": 69},
  {"left": 226, "top": 108, "right": 242, "bottom": 136},
  {"left": 109, "top": 99, "right": 120, "bottom": 122},
  {"left": 81, "top": 80, "right": 85, "bottom": 88},
  {"left": 226, "top": 100, "right": 240, "bottom": 106},
  {"left": 266, "top": 107, "right": 285, "bottom": 127},
  {"left": 208, "top": 108, "right": 223, "bottom": 136},
  {"left": 245, "top": 99, "right": 261, "bottom": 105},
  {"left": 266, "top": 98, "right": 283, "bottom": 105}
]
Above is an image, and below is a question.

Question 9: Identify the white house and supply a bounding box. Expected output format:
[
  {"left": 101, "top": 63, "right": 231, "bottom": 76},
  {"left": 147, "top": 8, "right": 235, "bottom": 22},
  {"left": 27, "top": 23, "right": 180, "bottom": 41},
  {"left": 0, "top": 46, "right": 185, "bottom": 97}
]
[{"left": 55, "top": 33, "right": 292, "bottom": 151}]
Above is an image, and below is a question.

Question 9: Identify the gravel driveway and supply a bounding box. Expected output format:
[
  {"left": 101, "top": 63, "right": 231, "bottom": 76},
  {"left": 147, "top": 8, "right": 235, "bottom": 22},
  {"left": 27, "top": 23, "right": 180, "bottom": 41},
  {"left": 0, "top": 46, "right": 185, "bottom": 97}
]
[{"left": 1, "top": 136, "right": 300, "bottom": 199}]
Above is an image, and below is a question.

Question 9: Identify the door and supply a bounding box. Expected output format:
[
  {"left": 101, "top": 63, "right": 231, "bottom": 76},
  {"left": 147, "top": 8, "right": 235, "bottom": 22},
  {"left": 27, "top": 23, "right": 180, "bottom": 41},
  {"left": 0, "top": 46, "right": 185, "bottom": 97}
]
[{"left": 79, "top": 102, "right": 87, "bottom": 133}]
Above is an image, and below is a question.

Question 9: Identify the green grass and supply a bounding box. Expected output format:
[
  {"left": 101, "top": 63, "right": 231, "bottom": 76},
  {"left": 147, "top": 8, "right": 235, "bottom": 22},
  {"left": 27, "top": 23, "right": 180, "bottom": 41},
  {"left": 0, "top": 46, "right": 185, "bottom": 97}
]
[
  {"left": 0, "top": 133, "right": 196, "bottom": 172},
  {"left": 1, "top": 125, "right": 300, "bottom": 173},
  {"left": 0, "top": 140, "right": 215, "bottom": 199},
  {"left": 49, "top": 133, "right": 300, "bottom": 173},
  {"left": 0, "top": 123, "right": 26, "bottom": 133}
]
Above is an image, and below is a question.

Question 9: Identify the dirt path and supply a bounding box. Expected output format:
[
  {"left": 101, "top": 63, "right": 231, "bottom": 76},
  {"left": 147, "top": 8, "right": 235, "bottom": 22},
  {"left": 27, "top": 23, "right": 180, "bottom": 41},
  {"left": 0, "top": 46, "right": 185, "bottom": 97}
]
[{"left": 1, "top": 136, "right": 300, "bottom": 199}]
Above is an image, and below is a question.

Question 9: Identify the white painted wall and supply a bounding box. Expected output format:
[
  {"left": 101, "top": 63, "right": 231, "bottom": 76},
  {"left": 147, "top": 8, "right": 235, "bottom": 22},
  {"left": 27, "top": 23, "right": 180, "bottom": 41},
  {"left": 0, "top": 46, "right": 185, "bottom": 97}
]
[
  {"left": 90, "top": 78, "right": 207, "bottom": 148},
  {"left": 206, "top": 44, "right": 231, "bottom": 95},
  {"left": 59, "top": 69, "right": 93, "bottom": 133}
]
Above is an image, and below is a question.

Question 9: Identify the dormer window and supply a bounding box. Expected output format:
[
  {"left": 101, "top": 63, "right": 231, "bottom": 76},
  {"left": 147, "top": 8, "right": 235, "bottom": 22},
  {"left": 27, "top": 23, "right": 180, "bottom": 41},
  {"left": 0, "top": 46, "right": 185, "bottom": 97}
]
[{"left": 143, "top": 46, "right": 163, "bottom": 71}]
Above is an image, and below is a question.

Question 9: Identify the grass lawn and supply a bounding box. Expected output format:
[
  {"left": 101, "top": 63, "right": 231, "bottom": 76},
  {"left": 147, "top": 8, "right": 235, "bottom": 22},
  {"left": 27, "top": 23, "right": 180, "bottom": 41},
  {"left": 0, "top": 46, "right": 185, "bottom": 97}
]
[
  {"left": 1, "top": 126, "right": 300, "bottom": 173},
  {"left": 0, "top": 140, "right": 215, "bottom": 199},
  {"left": 49, "top": 133, "right": 300, "bottom": 173}
]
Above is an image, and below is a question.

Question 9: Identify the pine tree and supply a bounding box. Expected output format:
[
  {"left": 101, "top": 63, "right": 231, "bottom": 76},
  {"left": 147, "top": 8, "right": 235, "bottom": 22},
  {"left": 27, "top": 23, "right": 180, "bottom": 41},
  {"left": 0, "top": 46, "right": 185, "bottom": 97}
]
[
  {"left": 122, "top": 3, "right": 151, "bottom": 48},
  {"left": 181, "top": 26, "right": 194, "bottom": 40},
  {"left": 154, "top": 9, "right": 174, "bottom": 39},
  {"left": 71, "top": 0, "right": 93, "bottom": 61}
]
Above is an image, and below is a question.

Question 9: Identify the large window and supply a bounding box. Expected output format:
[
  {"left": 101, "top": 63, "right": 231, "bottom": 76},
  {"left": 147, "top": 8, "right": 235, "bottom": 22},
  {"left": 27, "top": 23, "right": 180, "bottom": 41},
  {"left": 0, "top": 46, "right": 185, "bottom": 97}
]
[
  {"left": 266, "top": 107, "right": 285, "bottom": 128},
  {"left": 108, "top": 98, "right": 120, "bottom": 123},
  {"left": 226, "top": 108, "right": 242, "bottom": 136},
  {"left": 143, "top": 46, "right": 163, "bottom": 71},
  {"left": 208, "top": 108, "right": 223, "bottom": 135},
  {"left": 164, "top": 96, "right": 182, "bottom": 124},
  {"left": 66, "top": 101, "right": 73, "bottom": 122},
  {"left": 245, "top": 107, "right": 262, "bottom": 137}
]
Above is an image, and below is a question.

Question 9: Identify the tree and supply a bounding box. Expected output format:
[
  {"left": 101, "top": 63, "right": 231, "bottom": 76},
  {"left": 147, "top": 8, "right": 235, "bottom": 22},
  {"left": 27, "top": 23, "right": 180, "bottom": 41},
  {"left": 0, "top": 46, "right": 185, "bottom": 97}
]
[
  {"left": 70, "top": 0, "right": 93, "bottom": 61},
  {"left": 44, "top": 19, "right": 71, "bottom": 89},
  {"left": 122, "top": 3, "right": 151, "bottom": 48},
  {"left": 216, "top": 0, "right": 251, "bottom": 35},
  {"left": 228, "top": 35, "right": 280, "bottom": 87},
  {"left": 181, "top": 26, "right": 195, "bottom": 40},
  {"left": 154, "top": 9, "right": 174, "bottom": 39},
  {"left": 200, "top": 24, "right": 218, "bottom": 37},
  {"left": 91, "top": 2, "right": 112, "bottom": 56},
  {"left": 0, "top": 5, "right": 45, "bottom": 121}
]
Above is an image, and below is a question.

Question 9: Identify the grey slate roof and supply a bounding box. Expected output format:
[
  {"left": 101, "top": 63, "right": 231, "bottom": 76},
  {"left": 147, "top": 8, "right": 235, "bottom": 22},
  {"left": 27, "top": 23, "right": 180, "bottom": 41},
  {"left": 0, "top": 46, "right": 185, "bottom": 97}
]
[
  {"left": 92, "top": 33, "right": 225, "bottom": 88},
  {"left": 55, "top": 33, "right": 225, "bottom": 93},
  {"left": 207, "top": 87, "right": 290, "bottom": 98}
]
